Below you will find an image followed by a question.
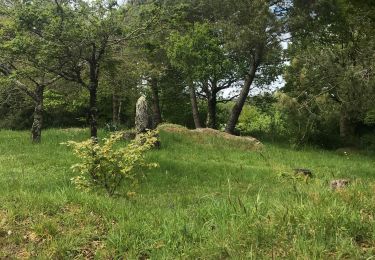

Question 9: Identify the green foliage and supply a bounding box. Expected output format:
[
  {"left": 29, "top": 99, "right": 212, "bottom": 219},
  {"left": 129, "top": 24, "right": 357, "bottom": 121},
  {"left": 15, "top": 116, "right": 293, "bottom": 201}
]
[
  {"left": 360, "top": 134, "right": 375, "bottom": 151},
  {"left": 237, "top": 104, "right": 287, "bottom": 137},
  {"left": 1, "top": 0, "right": 373, "bottom": 148},
  {"left": 275, "top": 93, "right": 318, "bottom": 146},
  {"left": 0, "top": 85, "right": 33, "bottom": 129},
  {"left": 43, "top": 90, "right": 66, "bottom": 111},
  {"left": 285, "top": 0, "right": 375, "bottom": 142},
  {"left": 64, "top": 130, "right": 159, "bottom": 196},
  {"left": 159, "top": 84, "right": 194, "bottom": 127},
  {"left": 364, "top": 110, "right": 375, "bottom": 126},
  {"left": 167, "top": 22, "right": 233, "bottom": 83}
]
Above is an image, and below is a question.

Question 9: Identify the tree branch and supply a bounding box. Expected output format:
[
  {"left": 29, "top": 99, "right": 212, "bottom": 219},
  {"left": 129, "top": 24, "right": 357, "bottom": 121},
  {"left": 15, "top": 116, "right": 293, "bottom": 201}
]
[{"left": 217, "top": 94, "right": 241, "bottom": 103}]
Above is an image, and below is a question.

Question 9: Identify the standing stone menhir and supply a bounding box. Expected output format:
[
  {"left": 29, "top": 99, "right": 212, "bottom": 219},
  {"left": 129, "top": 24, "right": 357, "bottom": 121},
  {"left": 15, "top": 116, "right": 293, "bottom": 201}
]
[{"left": 135, "top": 96, "right": 149, "bottom": 134}]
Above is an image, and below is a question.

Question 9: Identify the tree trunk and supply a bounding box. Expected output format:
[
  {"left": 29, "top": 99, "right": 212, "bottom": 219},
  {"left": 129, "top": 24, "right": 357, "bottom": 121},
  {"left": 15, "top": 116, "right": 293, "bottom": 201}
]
[
  {"left": 88, "top": 57, "right": 100, "bottom": 139},
  {"left": 206, "top": 95, "right": 217, "bottom": 129},
  {"left": 112, "top": 92, "right": 118, "bottom": 125},
  {"left": 118, "top": 101, "right": 122, "bottom": 124},
  {"left": 89, "top": 82, "right": 98, "bottom": 139},
  {"left": 189, "top": 84, "right": 202, "bottom": 128},
  {"left": 31, "top": 85, "right": 44, "bottom": 143},
  {"left": 150, "top": 78, "right": 162, "bottom": 128},
  {"left": 225, "top": 54, "right": 260, "bottom": 135},
  {"left": 339, "top": 111, "right": 355, "bottom": 139},
  {"left": 112, "top": 92, "right": 120, "bottom": 125}
]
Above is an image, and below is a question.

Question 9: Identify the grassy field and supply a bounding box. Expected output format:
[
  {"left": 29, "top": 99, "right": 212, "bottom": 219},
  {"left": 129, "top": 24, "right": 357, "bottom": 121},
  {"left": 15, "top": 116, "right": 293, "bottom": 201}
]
[{"left": 0, "top": 128, "right": 374, "bottom": 259}]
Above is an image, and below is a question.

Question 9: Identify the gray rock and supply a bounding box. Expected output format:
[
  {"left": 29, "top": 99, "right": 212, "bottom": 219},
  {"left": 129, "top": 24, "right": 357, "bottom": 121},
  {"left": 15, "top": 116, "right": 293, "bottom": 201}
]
[
  {"left": 135, "top": 96, "right": 149, "bottom": 134},
  {"left": 330, "top": 179, "right": 350, "bottom": 190}
]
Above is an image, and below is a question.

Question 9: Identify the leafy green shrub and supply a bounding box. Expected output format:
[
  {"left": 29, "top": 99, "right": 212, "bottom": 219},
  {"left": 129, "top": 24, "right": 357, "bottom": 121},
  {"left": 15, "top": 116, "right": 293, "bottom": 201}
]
[
  {"left": 364, "top": 110, "right": 375, "bottom": 126},
  {"left": 275, "top": 92, "right": 320, "bottom": 146},
  {"left": 237, "top": 104, "right": 287, "bottom": 138},
  {"left": 238, "top": 106, "right": 271, "bottom": 134},
  {"left": 64, "top": 130, "right": 159, "bottom": 196}
]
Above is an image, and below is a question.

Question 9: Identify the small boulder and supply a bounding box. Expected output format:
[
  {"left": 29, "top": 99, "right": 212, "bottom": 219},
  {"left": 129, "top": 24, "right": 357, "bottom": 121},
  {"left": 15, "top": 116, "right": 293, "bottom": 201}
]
[
  {"left": 294, "top": 168, "right": 313, "bottom": 178},
  {"left": 330, "top": 179, "right": 350, "bottom": 190}
]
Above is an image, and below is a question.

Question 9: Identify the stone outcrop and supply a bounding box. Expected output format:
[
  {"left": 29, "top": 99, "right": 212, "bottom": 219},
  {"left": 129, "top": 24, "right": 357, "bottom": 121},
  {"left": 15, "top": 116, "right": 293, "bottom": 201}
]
[{"left": 135, "top": 96, "right": 149, "bottom": 134}]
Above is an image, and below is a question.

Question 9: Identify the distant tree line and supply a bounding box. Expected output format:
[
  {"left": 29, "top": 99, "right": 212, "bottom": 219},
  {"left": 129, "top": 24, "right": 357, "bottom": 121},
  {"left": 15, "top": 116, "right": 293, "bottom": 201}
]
[{"left": 0, "top": 0, "right": 374, "bottom": 149}]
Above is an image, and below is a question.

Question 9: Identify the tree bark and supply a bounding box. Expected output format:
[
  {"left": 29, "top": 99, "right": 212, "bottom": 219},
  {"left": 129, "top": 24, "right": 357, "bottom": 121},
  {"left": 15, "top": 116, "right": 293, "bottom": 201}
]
[
  {"left": 87, "top": 54, "right": 100, "bottom": 139},
  {"left": 206, "top": 95, "right": 217, "bottom": 129},
  {"left": 112, "top": 92, "right": 120, "bottom": 125},
  {"left": 89, "top": 82, "right": 98, "bottom": 139},
  {"left": 118, "top": 101, "right": 122, "bottom": 124},
  {"left": 150, "top": 78, "right": 162, "bottom": 128},
  {"left": 225, "top": 52, "right": 261, "bottom": 135},
  {"left": 339, "top": 111, "right": 355, "bottom": 138},
  {"left": 31, "top": 85, "right": 44, "bottom": 143},
  {"left": 189, "top": 84, "right": 202, "bottom": 128}
]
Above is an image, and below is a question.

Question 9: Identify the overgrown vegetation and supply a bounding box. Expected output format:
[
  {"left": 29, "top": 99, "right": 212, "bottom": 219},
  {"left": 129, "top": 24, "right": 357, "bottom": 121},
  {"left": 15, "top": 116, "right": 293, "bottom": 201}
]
[
  {"left": 1, "top": 0, "right": 373, "bottom": 148},
  {"left": 65, "top": 130, "right": 159, "bottom": 196},
  {"left": 0, "top": 0, "right": 374, "bottom": 258},
  {"left": 0, "top": 128, "right": 374, "bottom": 258}
]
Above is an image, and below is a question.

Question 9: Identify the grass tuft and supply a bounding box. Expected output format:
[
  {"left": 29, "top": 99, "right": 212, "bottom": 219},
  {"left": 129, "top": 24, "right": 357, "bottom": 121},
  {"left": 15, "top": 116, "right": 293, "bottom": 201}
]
[{"left": 0, "top": 128, "right": 374, "bottom": 258}]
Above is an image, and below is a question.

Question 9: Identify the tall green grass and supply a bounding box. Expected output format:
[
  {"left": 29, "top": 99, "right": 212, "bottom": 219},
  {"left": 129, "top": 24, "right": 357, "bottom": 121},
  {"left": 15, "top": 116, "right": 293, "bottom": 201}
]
[{"left": 0, "top": 128, "right": 374, "bottom": 258}]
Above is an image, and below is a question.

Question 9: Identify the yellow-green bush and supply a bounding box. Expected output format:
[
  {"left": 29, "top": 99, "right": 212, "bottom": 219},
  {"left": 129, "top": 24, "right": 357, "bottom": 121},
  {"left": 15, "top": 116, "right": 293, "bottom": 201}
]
[{"left": 64, "top": 130, "right": 158, "bottom": 196}]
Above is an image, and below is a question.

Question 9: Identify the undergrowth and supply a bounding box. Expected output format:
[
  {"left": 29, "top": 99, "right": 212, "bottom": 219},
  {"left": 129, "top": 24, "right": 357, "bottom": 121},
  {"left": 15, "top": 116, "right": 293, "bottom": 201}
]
[{"left": 0, "top": 128, "right": 374, "bottom": 258}]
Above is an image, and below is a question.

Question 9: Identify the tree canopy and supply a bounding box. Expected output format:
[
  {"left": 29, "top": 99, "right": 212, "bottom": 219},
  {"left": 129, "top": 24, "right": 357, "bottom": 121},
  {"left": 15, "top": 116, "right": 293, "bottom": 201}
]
[{"left": 0, "top": 0, "right": 374, "bottom": 149}]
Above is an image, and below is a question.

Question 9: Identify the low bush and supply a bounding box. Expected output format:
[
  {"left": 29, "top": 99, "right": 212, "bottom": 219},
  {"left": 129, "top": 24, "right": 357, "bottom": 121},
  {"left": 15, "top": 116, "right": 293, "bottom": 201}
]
[{"left": 64, "top": 130, "right": 159, "bottom": 196}]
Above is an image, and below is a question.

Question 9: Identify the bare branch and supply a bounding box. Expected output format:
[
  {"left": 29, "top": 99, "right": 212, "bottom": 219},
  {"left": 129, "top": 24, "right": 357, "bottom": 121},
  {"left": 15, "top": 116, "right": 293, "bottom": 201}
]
[{"left": 217, "top": 94, "right": 241, "bottom": 103}]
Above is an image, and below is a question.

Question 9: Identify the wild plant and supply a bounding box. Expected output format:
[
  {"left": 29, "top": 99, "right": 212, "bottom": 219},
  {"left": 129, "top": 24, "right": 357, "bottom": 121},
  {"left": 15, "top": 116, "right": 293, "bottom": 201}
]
[{"left": 64, "top": 130, "right": 159, "bottom": 196}]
